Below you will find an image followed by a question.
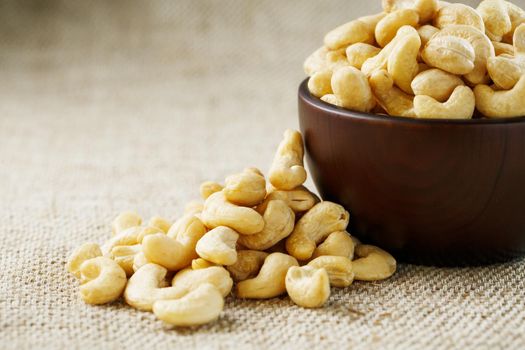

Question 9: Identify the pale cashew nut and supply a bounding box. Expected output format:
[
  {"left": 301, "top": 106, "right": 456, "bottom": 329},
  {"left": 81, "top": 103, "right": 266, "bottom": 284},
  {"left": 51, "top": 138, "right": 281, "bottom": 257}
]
[
  {"left": 382, "top": 0, "right": 438, "bottom": 24},
  {"left": 153, "top": 283, "right": 224, "bottom": 327},
  {"left": 102, "top": 226, "right": 140, "bottom": 255},
  {"left": 359, "top": 12, "right": 388, "bottom": 34},
  {"left": 307, "top": 256, "right": 354, "bottom": 288},
  {"left": 332, "top": 66, "right": 376, "bottom": 112},
  {"left": 256, "top": 185, "right": 319, "bottom": 214},
  {"left": 66, "top": 242, "right": 102, "bottom": 279},
  {"left": 414, "top": 85, "right": 475, "bottom": 119},
  {"left": 195, "top": 226, "right": 238, "bottom": 266},
  {"left": 411, "top": 68, "right": 465, "bottom": 102},
  {"left": 111, "top": 211, "right": 141, "bottom": 235},
  {"left": 308, "top": 70, "right": 333, "bottom": 98},
  {"left": 346, "top": 43, "right": 381, "bottom": 70},
  {"left": 353, "top": 245, "right": 397, "bottom": 281},
  {"left": 320, "top": 94, "right": 342, "bottom": 107},
  {"left": 236, "top": 253, "right": 299, "bottom": 299},
  {"left": 369, "top": 69, "right": 415, "bottom": 118},
  {"left": 191, "top": 258, "right": 217, "bottom": 270},
  {"left": 417, "top": 24, "right": 439, "bottom": 46},
  {"left": 487, "top": 24, "right": 525, "bottom": 89},
  {"left": 133, "top": 252, "right": 149, "bottom": 272},
  {"left": 201, "top": 191, "right": 264, "bottom": 235},
  {"left": 311, "top": 231, "right": 355, "bottom": 260},
  {"left": 285, "top": 201, "right": 349, "bottom": 261},
  {"left": 226, "top": 250, "right": 268, "bottom": 282},
  {"left": 223, "top": 168, "right": 266, "bottom": 206},
  {"left": 136, "top": 226, "right": 165, "bottom": 244},
  {"left": 434, "top": 3, "right": 485, "bottom": 32},
  {"left": 238, "top": 200, "right": 295, "bottom": 251},
  {"left": 171, "top": 266, "right": 233, "bottom": 297},
  {"left": 268, "top": 129, "right": 307, "bottom": 191},
  {"left": 148, "top": 216, "right": 172, "bottom": 233},
  {"left": 200, "top": 181, "right": 224, "bottom": 200},
  {"left": 109, "top": 244, "right": 142, "bottom": 277},
  {"left": 375, "top": 9, "right": 419, "bottom": 47},
  {"left": 285, "top": 266, "right": 330, "bottom": 308},
  {"left": 492, "top": 41, "right": 514, "bottom": 56},
  {"left": 387, "top": 28, "right": 421, "bottom": 94},
  {"left": 477, "top": 0, "right": 512, "bottom": 41},
  {"left": 421, "top": 35, "right": 476, "bottom": 75},
  {"left": 324, "top": 19, "right": 375, "bottom": 50},
  {"left": 474, "top": 74, "right": 525, "bottom": 118},
  {"left": 79, "top": 257, "right": 127, "bottom": 305}
]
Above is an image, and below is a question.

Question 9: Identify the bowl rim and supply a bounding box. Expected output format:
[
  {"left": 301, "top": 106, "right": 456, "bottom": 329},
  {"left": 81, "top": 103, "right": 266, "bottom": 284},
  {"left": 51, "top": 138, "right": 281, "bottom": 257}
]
[{"left": 299, "top": 78, "right": 525, "bottom": 125}]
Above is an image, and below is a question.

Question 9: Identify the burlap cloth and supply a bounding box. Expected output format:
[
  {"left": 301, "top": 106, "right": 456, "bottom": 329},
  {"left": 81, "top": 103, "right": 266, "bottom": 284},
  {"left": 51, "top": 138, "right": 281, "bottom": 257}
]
[{"left": 1, "top": 0, "right": 525, "bottom": 348}]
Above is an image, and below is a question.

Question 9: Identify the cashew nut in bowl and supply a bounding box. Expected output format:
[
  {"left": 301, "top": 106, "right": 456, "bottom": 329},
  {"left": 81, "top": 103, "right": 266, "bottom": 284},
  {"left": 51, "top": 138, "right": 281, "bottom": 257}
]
[
  {"left": 331, "top": 66, "right": 376, "bottom": 112},
  {"left": 421, "top": 35, "right": 476, "bottom": 75},
  {"left": 148, "top": 216, "right": 172, "bottom": 233},
  {"left": 307, "top": 255, "right": 354, "bottom": 288},
  {"left": 238, "top": 200, "right": 295, "bottom": 251},
  {"left": 109, "top": 244, "right": 142, "bottom": 277},
  {"left": 434, "top": 3, "right": 485, "bottom": 32},
  {"left": 195, "top": 226, "right": 239, "bottom": 266},
  {"left": 78, "top": 257, "right": 127, "bottom": 305},
  {"left": 487, "top": 23, "right": 525, "bottom": 89},
  {"left": 382, "top": 0, "right": 438, "bottom": 24},
  {"left": 268, "top": 129, "right": 307, "bottom": 191},
  {"left": 200, "top": 181, "right": 223, "bottom": 200},
  {"left": 477, "top": 0, "right": 512, "bottom": 41},
  {"left": 474, "top": 74, "right": 525, "bottom": 118},
  {"left": 226, "top": 250, "right": 268, "bottom": 282},
  {"left": 311, "top": 231, "right": 355, "bottom": 260},
  {"left": 223, "top": 167, "right": 266, "bottom": 207},
  {"left": 368, "top": 69, "right": 416, "bottom": 118},
  {"left": 323, "top": 18, "right": 375, "bottom": 50},
  {"left": 153, "top": 283, "right": 224, "bottom": 327},
  {"left": 67, "top": 242, "right": 102, "bottom": 279},
  {"left": 171, "top": 266, "right": 233, "bottom": 297},
  {"left": 387, "top": 27, "right": 421, "bottom": 94},
  {"left": 308, "top": 70, "right": 333, "bottom": 98},
  {"left": 111, "top": 211, "right": 142, "bottom": 235},
  {"left": 191, "top": 258, "right": 217, "bottom": 270},
  {"left": 417, "top": 24, "right": 439, "bottom": 46},
  {"left": 353, "top": 245, "right": 397, "bottom": 281},
  {"left": 285, "top": 201, "right": 349, "bottom": 261},
  {"left": 285, "top": 266, "right": 330, "bottom": 308},
  {"left": 345, "top": 43, "right": 381, "bottom": 70},
  {"left": 256, "top": 185, "right": 319, "bottom": 215},
  {"left": 411, "top": 68, "right": 465, "bottom": 102},
  {"left": 201, "top": 191, "right": 264, "bottom": 235},
  {"left": 320, "top": 94, "right": 342, "bottom": 107},
  {"left": 375, "top": 9, "right": 419, "bottom": 47},
  {"left": 236, "top": 253, "right": 299, "bottom": 299},
  {"left": 414, "top": 85, "right": 475, "bottom": 119}
]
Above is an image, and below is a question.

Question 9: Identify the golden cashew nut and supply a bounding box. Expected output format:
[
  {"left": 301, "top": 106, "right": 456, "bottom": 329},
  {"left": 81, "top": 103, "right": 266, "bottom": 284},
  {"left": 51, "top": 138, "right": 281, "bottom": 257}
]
[
  {"left": 502, "top": 1, "right": 525, "bottom": 44},
  {"left": 414, "top": 85, "right": 475, "bottom": 119},
  {"left": 324, "top": 19, "right": 375, "bottom": 50},
  {"left": 311, "top": 231, "right": 355, "bottom": 260},
  {"left": 411, "top": 68, "right": 465, "bottom": 102},
  {"left": 417, "top": 24, "right": 439, "bottom": 46},
  {"left": 226, "top": 250, "right": 269, "bottom": 282},
  {"left": 307, "top": 255, "right": 355, "bottom": 288},
  {"left": 331, "top": 66, "right": 376, "bottom": 112},
  {"left": 320, "top": 94, "right": 342, "bottom": 107},
  {"left": 353, "top": 245, "right": 397, "bottom": 281},
  {"left": 171, "top": 266, "right": 233, "bottom": 297},
  {"left": 477, "top": 0, "right": 512, "bottom": 41},
  {"left": 195, "top": 226, "right": 239, "bottom": 266},
  {"left": 268, "top": 129, "right": 307, "bottom": 191},
  {"left": 345, "top": 43, "right": 381, "bottom": 70},
  {"left": 434, "top": 3, "right": 485, "bottom": 32},
  {"left": 382, "top": 0, "right": 438, "bottom": 24},
  {"left": 369, "top": 69, "right": 415, "bottom": 118},
  {"left": 387, "top": 28, "right": 421, "bottom": 94},
  {"left": 421, "top": 35, "right": 476, "bottom": 75},
  {"left": 200, "top": 181, "right": 224, "bottom": 200},
  {"left": 223, "top": 167, "right": 266, "bottom": 207},
  {"left": 257, "top": 186, "right": 319, "bottom": 215},
  {"left": 111, "top": 211, "right": 141, "bottom": 235},
  {"left": 236, "top": 253, "right": 299, "bottom": 299},
  {"left": 474, "top": 74, "right": 525, "bottom": 118},
  {"left": 285, "top": 201, "right": 349, "bottom": 261},
  {"left": 79, "top": 256, "right": 127, "bottom": 305},
  {"left": 487, "top": 23, "right": 525, "bottom": 89},
  {"left": 67, "top": 242, "right": 102, "bottom": 279},
  {"left": 375, "top": 9, "right": 419, "bottom": 47},
  {"left": 285, "top": 266, "right": 330, "bottom": 308},
  {"left": 308, "top": 70, "right": 333, "bottom": 98},
  {"left": 492, "top": 41, "right": 514, "bottom": 56}
]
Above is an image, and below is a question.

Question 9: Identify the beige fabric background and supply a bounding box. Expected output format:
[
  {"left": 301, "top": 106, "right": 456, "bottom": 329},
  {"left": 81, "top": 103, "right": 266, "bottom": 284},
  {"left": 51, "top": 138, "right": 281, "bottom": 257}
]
[{"left": 1, "top": 0, "right": 525, "bottom": 349}]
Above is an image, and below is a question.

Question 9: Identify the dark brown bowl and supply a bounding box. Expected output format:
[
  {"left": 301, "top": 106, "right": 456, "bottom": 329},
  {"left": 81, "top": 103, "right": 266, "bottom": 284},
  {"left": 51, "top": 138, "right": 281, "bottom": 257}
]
[{"left": 298, "top": 78, "right": 525, "bottom": 266}]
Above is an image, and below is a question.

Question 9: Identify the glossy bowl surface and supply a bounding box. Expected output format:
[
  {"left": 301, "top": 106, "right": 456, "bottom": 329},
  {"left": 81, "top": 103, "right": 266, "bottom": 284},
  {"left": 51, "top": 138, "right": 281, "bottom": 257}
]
[{"left": 298, "top": 78, "right": 525, "bottom": 265}]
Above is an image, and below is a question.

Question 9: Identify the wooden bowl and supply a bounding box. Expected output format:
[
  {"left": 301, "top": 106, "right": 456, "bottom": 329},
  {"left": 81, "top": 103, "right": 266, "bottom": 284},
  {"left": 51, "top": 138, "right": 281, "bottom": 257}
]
[{"left": 298, "top": 78, "right": 525, "bottom": 265}]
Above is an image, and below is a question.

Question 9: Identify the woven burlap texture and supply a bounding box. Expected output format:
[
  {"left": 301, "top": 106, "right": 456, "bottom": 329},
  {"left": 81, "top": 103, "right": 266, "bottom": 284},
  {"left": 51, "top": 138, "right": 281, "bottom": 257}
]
[{"left": 1, "top": 0, "right": 525, "bottom": 349}]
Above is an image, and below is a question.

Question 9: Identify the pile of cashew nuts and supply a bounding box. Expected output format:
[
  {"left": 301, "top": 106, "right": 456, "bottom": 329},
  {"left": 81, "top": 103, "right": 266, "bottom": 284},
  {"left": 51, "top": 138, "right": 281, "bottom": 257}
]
[
  {"left": 305, "top": 0, "right": 525, "bottom": 119},
  {"left": 67, "top": 129, "right": 397, "bottom": 327}
]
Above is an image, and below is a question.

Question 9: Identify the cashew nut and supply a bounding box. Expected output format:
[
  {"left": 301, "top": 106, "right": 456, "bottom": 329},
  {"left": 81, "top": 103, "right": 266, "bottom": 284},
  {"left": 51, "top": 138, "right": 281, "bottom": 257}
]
[
  {"left": 200, "top": 181, "right": 224, "bottom": 200},
  {"left": 285, "top": 266, "right": 330, "bottom": 308},
  {"left": 414, "top": 85, "right": 475, "bottom": 119},
  {"left": 387, "top": 27, "right": 421, "bottom": 94},
  {"left": 133, "top": 251, "right": 149, "bottom": 272},
  {"left": 201, "top": 191, "right": 264, "bottom": 235},
  {"left": 67, "top": 242, "right": 102, "bottom": 279},
  {"left": 411, "top": 68, "right": 465, "bottom": 102},
  {"left": 369, "top": 69, "right": 416, "bottom": 118},
  {"left": 153, "top": 283, "right": 224, "bottom": 327},
  {"left": 502, "top": 1, "right": 525, "bottom": 43},
  {"left": 434, "top": 3, "right": 485, "bottom": 32},
  {"left": 111, "top": 211, "right": 141, "bottom": 235},
  {"left": 148, "top": 216, "right": 172, "bottom": 233},
  {"left": 487, "top": 23, "right": 525, "bottom": 89},
  {"left": 375, "top": 9, "right": 419, "bottom": 47},
  {"left": 417, "top": 24, "right": 439, "bottom": 46},
  {"left": 223, "top": 168, "right": 266, "bottom": 207},
  {"left": 324, "top": 19, "right": 375, "bottom": 50},
  {"left": 136, "top": 226, "right": 165, "bottom": 244},
  {"left": 320, "top": 94, "right": 342, "bottom": 107},
  {"left": 307, "top": 255, "right": 354, "bottom": 288},
  {"left": 109, "top": 244, "right": 142, "bottom": 277},
  {"left": 345, "top": 43, "right": 381, "bottom": 70},
  {"left": 238, "top": 200, "right": 295, "bottom": 251},
  {"left": 474, "top": 74, "right": 525, "bottom": 118},
  {"left": 191, "top": 258, "right": 217, "bottom": 270},
  {"left": 79, "top": 257, "right": 127, "bottom": 305},
  {"left": 308, "top": 70, "right": 333, "bottom": 98},
  {"left": 256, "top": 185, "right": 319, "bottom": 215},
  {"left": 353, "top": 245, "right": 397, "bottom": 281},
  {"left": 195, "top": 226, "right": 238, "bottom": 266},
  {"left": 382, "top": 0, "right": 438, "bottom": 24},
  {"left": 331, "top": 66, "right": 376, "bottom": 112},
  {"left": 477, "top": 0, "right": 512, "bottom": 41},
  {"left": 421, "top": 35, "right": 476, "bottom": 75},
  {"left": 171, "top": 266, "right": 233, "bottom": 297},
  {"left": 311, "top": 231, "right": 355, "bottom": 260},
  {"left": 268, "top": 129, "right": 307, "bottom": 191},
  {"left": 492, "top": 40, "right": 514, "bottom": 56},
  {"left": 236, "top": 253, "right": 299, "bottom": 299},
  {"left": 226, "top": 250, "right": 268, "bottom": 282},
  {"left": 285, "top": 201, "right": 350, "bottom": 261}
]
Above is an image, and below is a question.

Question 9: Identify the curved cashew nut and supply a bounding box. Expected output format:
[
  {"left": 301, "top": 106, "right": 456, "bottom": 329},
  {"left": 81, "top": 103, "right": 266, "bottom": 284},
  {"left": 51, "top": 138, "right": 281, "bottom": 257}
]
[
  {"left": 502, "top": 1, "right": 525, "bottom": 43},
  {"left": 171, "top": 266, "right": 233, "bottom": 297},
  {"left": 387, "top": 27, "right": 421, "bottom": 94},
  {"left": 109, "top": 244, "right": 142, "bottom": 277},
  {"left": 285, "top": 266, "right": 330, "bottom": 308},
  {"left": 487, "top": 23, "right": 525, "bottom": 89},
  {"left": 236, "top": 253, "right": 299, "bottom": 299},
  {"left": 421, "top": 35, "right": 476, "bottom": 75},
  {"left": 320, "top": 94, "right": 342, "bottom": 107},
  {"left": 67, "top": 242, "right": 102, "bottom": 279},
  {"left": 226, "top": 250, "right": 268, "bottom": 282},
  {"left": 111, "top": 211, "right": 141, "bottom": 235},
  {"left": 369, "top": 69, "right": 415, "bottom": 118},
  {"left": 285, "top": 201, "right": 349, "bottom": 261},
  {"left": 311, "top": 231, "right": 355, "bottom": 260},
  {"left": 79, "top": 256, "right": 127, "bottom": 305},
  {"left": 191, "top": 258, "right": 217, "bottom": 270},
  {"left": 238, "top": 200, "right": 295, "bottom": 251},
  {"left": 201, "top": 191, "right": 264, "bottom": 235},
  {"left": 133, "top": 251, "right": 149, "bottom": 272},
  {"left": 102, "top": 226, "right": 162, "bottom": 255},
  {"left": 477, "top": 0, "right": 512, "bottom": 41},
  {"left": 414, "top": 85, "right": 475, "bottom": 119},
  {"left": 434, "top": 3, "right": 485, "bottom": 32},
  {"left": 199, "top": 181, "right": 223, "bottom": 200},
  {"left": 411, "top": 68, "right": 465, "bottom": 102},
  {"left": 153, "top": 283, "right": 224, "bottom": 327},
  {"left": 148, "top": 216, "right": 172, "bottom": 233},
  {"left": 375, "top": 9, "right": 419, "bottom": 47},
  {"left": 474, "top": 74, "right": 525, "bottom": 118},
  {"left": 417, "top": 24, "right": 439, "bottom": 46},
  {"left": 308, "top": 70, "right": 333, "bottom": 98},
  {"left": 307, "top": 255, "right": 354, "bottom": 288},
  {"left": 268, "top": 129, "right": 307, "bottom": 191},
  {"left": 353, "top": 245, "right": 397, "bottom": 281},
  {"left": 346, "top": 43, "right": 381, "bottom": 70},
  {"left": 195, "top": 226, "right": 239, "bottom": 266},
  {"left": 331, "top": 66, "right": 376, "bottom": 112},
  {"left": 323, "top": 19, "right": 375, "bottom": 50},
  {"left": 382, "top": 0, "right": 438, "bottom": 24},
  {"left": 256, "top": 186, "right": 319, "bottom": 215},
  {"left": 223, "top": 168, "right": 266, "bottom": 207}
]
